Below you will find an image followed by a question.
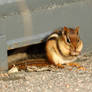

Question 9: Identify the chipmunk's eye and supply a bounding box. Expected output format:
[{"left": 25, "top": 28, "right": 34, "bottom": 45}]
[
  {"left": 77, "top": 39, "right": 79, "bottom": 42},
  {"left": 67, "top": 37, "right": 70, "bottom": 43}
]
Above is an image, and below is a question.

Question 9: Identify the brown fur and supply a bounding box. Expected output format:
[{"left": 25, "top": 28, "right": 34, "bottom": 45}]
[{"left": 46, "top": 26, "right": 83, "bottom": 66}]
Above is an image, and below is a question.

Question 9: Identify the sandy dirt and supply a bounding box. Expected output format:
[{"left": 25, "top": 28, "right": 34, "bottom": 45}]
[{"left": 0, "top": 51, "right": 92, "bottom": 92}]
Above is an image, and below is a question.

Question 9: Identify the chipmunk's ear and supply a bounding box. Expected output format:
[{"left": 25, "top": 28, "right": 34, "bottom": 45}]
[
  {"left": 75, "top": 26, "right": 79, "bottom": 34},
  {"left": 64, "top": 26, "right": 68, "bottom": 32},
  {"left": 63, "top": 26, "right": 69, "bottom": 35}
]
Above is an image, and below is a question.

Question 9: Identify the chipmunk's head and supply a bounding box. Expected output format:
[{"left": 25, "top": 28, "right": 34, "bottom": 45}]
[{"left": 58, "top": 26, "right": 83, "bottom": 57}]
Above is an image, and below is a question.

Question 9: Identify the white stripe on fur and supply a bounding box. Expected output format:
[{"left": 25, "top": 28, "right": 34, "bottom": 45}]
[{"left": 48, "top": 33, "right": 59, "bottom": 40}]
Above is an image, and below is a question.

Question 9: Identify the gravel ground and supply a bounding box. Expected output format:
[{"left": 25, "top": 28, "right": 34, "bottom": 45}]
[{"left": 0, "top": 51, "right": 92, "bottom": 92}]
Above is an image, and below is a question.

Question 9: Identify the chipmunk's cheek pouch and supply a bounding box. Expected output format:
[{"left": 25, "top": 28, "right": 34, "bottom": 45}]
[
  {"left": 58, "top": 42, "right": 70, "bottom": 56},
  {"left": 57, "top": 38, "right": 70, "bottom": 56},
  {"left": 61, "top": 47, "right": 70, "bottom": 56},
  {"left": 76, "top": 40, "right": 83, "bottom": 53}
]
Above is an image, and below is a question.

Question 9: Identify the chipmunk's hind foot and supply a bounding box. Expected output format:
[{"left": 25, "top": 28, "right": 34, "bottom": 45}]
[
  {"left": 66, "top": 62, "right": 86, "bottom": 71},
  {"left": 56, "top": 64, "right": 65, "bottom": 69}
]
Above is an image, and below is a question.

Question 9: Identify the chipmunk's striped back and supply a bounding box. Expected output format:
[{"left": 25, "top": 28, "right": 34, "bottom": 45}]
[{"left": 47, "top": 30, "right": 62, "bottom": 40}]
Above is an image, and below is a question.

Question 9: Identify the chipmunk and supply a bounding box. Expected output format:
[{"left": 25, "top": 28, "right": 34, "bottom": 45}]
[
  {"left": 45, "top": 26, "right": 83, "bottom": 68},
  {"left": 8, "top": 26, "right": 83, "bottom": 71}
]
